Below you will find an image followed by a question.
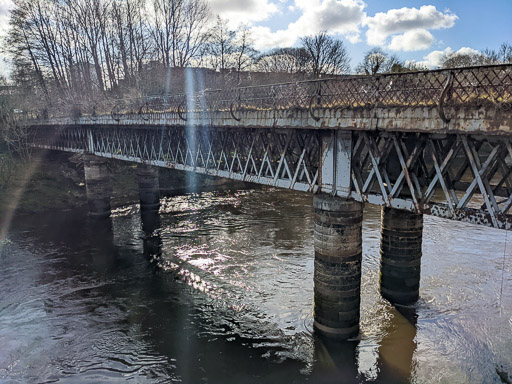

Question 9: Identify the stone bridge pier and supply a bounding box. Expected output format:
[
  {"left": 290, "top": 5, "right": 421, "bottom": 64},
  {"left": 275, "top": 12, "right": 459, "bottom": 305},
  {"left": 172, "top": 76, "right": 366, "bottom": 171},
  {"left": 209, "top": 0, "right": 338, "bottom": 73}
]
[
  {"left": 313, "top": 194, "right": 364, "bottom": 339},
  {"left": 83, "top": 154, "right": 111, "bottom": 218},
  {"left": 136, "top": 164, "right": 160, "bottom": 213},
  {"left": 313, "top": 131, "right": 425, "bottom": 339},
  {"left": 380, "top": 208, "right": 423, "bottom": 305},
  {"left": 312, "top": 197, "right": 424, "bottom": 339},
  {"left": 83, "top": 156, "right": 161, "bottom": 219}
]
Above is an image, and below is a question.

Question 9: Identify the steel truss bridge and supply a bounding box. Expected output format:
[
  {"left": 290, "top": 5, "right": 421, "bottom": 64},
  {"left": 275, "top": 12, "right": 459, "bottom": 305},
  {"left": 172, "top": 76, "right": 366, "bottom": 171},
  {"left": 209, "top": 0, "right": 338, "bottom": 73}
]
[{"left": 26, "top": 64, "right": 512, "bottom": 229}]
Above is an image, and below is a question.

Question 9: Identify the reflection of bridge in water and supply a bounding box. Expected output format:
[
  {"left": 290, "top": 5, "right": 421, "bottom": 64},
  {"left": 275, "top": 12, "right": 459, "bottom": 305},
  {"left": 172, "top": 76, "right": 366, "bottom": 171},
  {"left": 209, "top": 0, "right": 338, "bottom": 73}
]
[{"left": 25, "top": 64, "right": 512, "bottom": 340}]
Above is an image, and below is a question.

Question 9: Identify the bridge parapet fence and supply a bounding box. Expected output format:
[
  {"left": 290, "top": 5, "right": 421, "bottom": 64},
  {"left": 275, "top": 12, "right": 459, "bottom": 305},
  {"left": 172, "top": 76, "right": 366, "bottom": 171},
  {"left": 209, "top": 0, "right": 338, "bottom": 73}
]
[{"left": 17, "top": 64, "right": 512, "bottom": 121}]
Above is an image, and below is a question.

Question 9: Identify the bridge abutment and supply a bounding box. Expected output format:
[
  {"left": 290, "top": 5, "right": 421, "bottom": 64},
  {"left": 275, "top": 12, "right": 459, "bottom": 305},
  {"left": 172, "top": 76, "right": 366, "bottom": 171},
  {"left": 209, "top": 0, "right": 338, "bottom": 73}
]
[
  {"left": 137, "top": 164, "right": 160, "bottom": 212},
  {"left": 380, "top": 207, "right": 423, "bottom": 305},
  {"left": 313, "top": 194, "right": 363, "bottom": 340},
  {"left": 83, "top": 155, "right": 111, "bottom": 218}
]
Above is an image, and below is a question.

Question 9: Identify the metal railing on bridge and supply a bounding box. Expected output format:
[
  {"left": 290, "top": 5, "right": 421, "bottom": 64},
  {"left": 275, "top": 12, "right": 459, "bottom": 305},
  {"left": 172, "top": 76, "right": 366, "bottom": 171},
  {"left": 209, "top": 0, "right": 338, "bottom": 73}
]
[{"left": 19, "top": 64, "right": 512, "bottom": 122}]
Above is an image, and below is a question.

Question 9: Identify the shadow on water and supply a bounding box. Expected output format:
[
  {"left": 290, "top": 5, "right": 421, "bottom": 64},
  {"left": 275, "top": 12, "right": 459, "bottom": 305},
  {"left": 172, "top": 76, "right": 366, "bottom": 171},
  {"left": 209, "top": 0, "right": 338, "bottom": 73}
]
[
  {"left": 141, "top": 210, "right": 163, "bottom": 261},
  {"left": 308, "top": 305, "right": 416, "bottom": 384},
  {"left": 310, "top": 338, "right": 360, "bottom": 383},
  {"left": 375, "top": 305, "right": 417, "bottom": 384}
]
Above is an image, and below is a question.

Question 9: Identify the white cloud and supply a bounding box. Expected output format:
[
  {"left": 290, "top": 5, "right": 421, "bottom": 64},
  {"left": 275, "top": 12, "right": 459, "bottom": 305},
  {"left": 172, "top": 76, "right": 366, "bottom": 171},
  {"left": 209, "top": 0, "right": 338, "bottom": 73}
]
[
  {"left": 455, "top": 47, "right": 481, "bottom": 56},
  {"left": 250, "top": 0, "right": 367, "bottom": 51},
  {"left": 209, "top": 0, "right": 279, "bottom": 26},
  {"left": 418, "top": 48, "right": 452, "bottom": 68},
  {"left": 250, "top": 25, "right": 297, "bottom": 50},
  {"left": 364, "top": 5, "right": 457, "bottom": 51},
  {"left": 0, "top": 0, "right": 12, "bottom": 33},
  {"left": 291, "top": 0, "right": 366, "bottom": 39},
  {"left": 388, "top": 29, "right": 434, "bottom": 51},
  {"left": 412, "top": 46, "right": 481, "bottom": 69},
  {"left": 247, "top": 3, "right": 455, "bottom": 53},
  {"left": 0, "top": 0, "right": 13, "bottom": 78}
]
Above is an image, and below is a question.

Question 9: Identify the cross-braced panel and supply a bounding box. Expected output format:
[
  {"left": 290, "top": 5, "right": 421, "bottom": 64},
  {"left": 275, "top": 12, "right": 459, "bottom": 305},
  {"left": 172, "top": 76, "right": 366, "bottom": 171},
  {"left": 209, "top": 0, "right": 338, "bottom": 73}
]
[
  {"left": 32, "top": 126, "right": 88, "bottom": 152},
  {"left": 32, "top": 125, "right": 512, "bottom": 229},
  {"left": 349, "top": 132, "right": 512, "bottom": 228},
  {"left": 33, "top": 126, "right": 321, "bottom": 193}
]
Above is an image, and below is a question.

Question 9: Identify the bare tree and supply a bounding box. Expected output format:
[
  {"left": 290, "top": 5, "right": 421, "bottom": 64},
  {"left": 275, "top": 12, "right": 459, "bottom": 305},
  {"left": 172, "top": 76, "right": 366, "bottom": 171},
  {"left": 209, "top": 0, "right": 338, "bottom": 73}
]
[
  {"left": 482, "top": 42, "right": 512, "bottom": 64},
  {"left": 256, "top": 47, "right": 310, "bottom": 73},
  {"left": 126, "top": 0, "right": 152, "bottom": 75},
  {"left": 6, "top": 0, "right": 50, "bottom": 94},
  {"left": 152, "top": 0, "right": 179, "bottom": 67},
  {"left": 441, "top": 51, "right": 490, "bottom": 68},
  {"left": 233, "top": 24, "right": 257, "bottom": 72},
  {"left": 111, "top": 0, "right": 151, "bottom": 84},
  {"left": 438, "top": 45, "right": 512, "bottom": 68},
  {"left": 0, "top": 77, "right": 33, "bottom": 161},
  {"left": 175, "top": 0, "right": 210, "bottom": 66},
  {"left": 387, "top": 59, "right": 428, "bottom": 73},
  {"left": 201, "top": 18, "right": 256, "bottom": 72},
  {"left": 152, "top": 0, "right": 210, "bottom": 68},
  {"left": 206, "top": 16, "right": 235, "bottom": 70},
  {"left": 300, "top": 32, "right": 350, "bottom": 76},
  {"left": 355, "top": 48, "right": 401, "bottom": 75}
]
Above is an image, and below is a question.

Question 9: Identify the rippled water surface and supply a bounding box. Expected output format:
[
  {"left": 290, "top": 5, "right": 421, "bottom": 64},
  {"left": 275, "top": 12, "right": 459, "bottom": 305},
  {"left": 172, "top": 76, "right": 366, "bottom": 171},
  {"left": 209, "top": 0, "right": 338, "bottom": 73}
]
[{"left": 1, "top": 188, "right": 511, "bottom": 383}]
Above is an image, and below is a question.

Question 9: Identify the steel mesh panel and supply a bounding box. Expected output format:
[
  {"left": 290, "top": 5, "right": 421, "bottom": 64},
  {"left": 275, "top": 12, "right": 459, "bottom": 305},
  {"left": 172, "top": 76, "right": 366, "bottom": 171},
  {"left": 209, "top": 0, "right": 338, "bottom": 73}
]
[{"left": 23, "top": 65, "right": 511, "bottom": 119}]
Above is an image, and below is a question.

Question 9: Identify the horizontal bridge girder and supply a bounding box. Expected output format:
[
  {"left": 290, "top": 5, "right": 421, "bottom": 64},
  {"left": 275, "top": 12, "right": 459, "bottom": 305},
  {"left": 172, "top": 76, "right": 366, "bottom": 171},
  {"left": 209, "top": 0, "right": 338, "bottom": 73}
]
[
  {"left": 32, "top": 125, "right": 512, "bottom": 230},
  {"left": 27, "top": 103, "right": 512, "bottom": 135}
]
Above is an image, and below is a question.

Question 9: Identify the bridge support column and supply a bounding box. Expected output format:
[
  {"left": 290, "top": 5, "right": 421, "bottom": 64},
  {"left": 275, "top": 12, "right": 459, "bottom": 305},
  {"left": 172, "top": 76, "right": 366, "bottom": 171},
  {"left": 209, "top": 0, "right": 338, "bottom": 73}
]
[
  {"left": 380, "top": 207, "right": 423, "bottom": 305},
  {"left": 313, "top": 194, "right": 363, "bottom": 340},
  {"left": 83, "top": 154, "right": 111, "bottom": 218},
  {"left": 137, "top": 164, "right": 160, "bottom": 212}
]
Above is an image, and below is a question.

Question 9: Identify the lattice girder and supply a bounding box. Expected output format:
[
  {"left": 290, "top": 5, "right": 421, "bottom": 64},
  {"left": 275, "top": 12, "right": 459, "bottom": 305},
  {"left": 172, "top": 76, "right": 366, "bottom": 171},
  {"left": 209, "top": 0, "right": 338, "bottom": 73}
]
[{"left": 32, "top": 124, "right": 512, "bottom": 229}]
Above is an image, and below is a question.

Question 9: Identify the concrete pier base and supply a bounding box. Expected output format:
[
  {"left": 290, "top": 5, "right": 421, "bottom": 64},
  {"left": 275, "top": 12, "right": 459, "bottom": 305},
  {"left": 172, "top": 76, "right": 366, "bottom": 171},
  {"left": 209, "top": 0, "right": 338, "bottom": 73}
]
[
  {"left": 84, "top": 155, "right": 111, "bottom": 217},
  {"left": 380, "top": 207, "right": 423, "bottom": 305},
  {"left": 137, "top": 164, "right": 160, "bottom": 212},
  {"left": 313, "top": 194, "right": 363, "bottom": 340}
]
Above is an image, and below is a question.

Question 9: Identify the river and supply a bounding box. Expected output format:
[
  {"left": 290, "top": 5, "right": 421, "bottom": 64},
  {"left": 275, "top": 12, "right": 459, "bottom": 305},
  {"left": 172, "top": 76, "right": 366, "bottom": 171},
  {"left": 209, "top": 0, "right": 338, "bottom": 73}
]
[{"left": 0, "top": 187, "right": 511, "bottom": 383}]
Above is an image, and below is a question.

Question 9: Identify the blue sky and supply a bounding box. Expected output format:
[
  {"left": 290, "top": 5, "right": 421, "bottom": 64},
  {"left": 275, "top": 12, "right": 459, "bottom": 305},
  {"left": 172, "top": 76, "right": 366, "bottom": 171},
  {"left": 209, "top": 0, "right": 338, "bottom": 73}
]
[
  {"left": 0, "top": 0, "right": 511, "bottom": 76},
  {"left": 211, "top": 0, "right": 512, "bottom": 68}
]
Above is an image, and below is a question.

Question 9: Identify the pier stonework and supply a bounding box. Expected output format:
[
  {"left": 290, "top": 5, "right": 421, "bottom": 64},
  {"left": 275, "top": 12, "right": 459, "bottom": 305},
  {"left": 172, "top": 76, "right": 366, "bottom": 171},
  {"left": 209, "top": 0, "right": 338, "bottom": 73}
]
[
  {"left": 137, "top": 164, "right": 160, "bottom": 212},
  {"left": 83, "top": 154, "right": 112, "bottom": 217},
  {"left": 313, "top": 194, "right": 364, "bottom": 340},
  {"left": 380, "top": 207, "right": 423, "bottom": 305}
]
